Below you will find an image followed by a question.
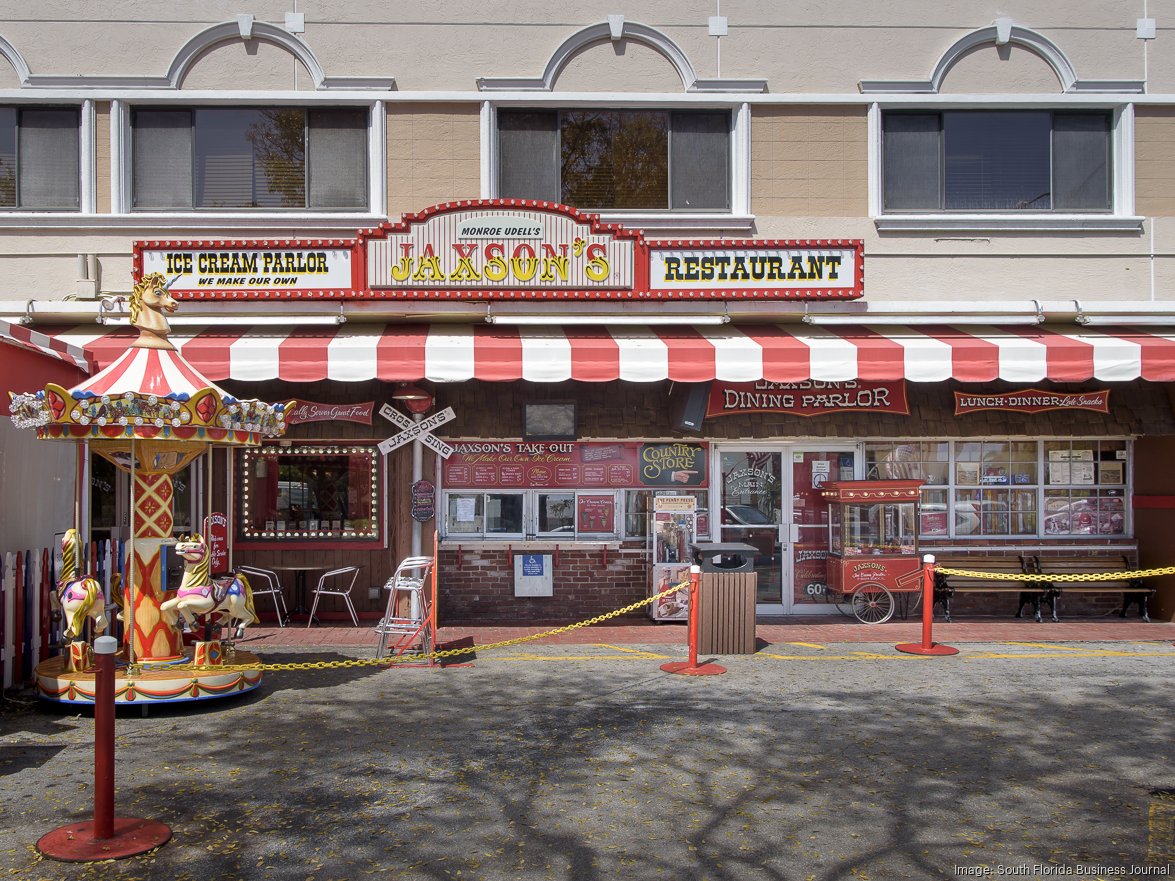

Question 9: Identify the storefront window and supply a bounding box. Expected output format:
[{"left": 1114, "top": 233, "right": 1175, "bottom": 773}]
[
  {"left": 89, "top": 454, "right": 119, "bottom": 540},
  {"left": 623, "top": 489, "right": 709, "bottom": 543},
  {"left": 445, "top": 492, "right": 524, "bottom": 538},
  {"left": 172, "top": 463, "right": 195, "bottom": 535},
  {"left": 865, "top": 439, "right": 1129, "bottom": 539},
  {"left": 240, "top": 446, "right": 380, "bottom": 541},
  {"left": 538, "top": 493, "right": 575, "bottom": 534}
]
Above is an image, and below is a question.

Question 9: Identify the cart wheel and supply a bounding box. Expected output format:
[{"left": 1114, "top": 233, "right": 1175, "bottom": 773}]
[{"left": 851, "top": 583, "right": 895, "bottom": 624}]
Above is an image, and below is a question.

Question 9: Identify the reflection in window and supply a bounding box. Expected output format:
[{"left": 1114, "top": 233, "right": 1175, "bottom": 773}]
[
  {"left": 133, "top": 107, "right": 368, "bottom": 209},
  {"left": 240, "top": 446, "right": 380, "bottom": 540}
]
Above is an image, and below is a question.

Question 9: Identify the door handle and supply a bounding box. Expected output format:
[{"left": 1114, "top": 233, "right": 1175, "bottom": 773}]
[{"left": 789, "top": 524, "right": 800, "bottom": 543}]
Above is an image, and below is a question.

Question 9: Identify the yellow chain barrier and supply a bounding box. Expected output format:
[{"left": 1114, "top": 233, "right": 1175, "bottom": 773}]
[
  {"left": 936, "top": 565, "right": 1174, "bottom": 582},
  {"left": 130, "top": 581, "right": 689, "bottom": 675}
]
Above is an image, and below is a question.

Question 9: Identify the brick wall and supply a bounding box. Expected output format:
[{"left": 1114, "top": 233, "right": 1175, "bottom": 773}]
[{"left": 438, "top": 547, "right": 649, "bottom": 623}]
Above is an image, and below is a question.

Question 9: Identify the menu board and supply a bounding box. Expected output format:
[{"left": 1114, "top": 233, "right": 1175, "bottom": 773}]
[
  {"left": 577, "top": 495, "right": 616, "bottom": 533},
  {"left": 441, "top": 442, "right": 707, "bottom": 489}
]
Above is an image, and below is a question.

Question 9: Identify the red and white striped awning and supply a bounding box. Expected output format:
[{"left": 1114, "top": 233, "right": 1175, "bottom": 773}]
[
  {"left": 1, "top": 319, "right": 95, "bottom": 372},
  {"left": 42, "top": 323, "right": 1175, "bottom": 384}
]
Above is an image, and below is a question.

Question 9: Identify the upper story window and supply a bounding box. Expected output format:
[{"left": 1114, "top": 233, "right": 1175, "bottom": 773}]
[
  {"left": 0, "top": 107, "right": 80, "bottom": 210},
  {"left": 498, "top": 109, "right": 730, "bottom": 212},
  {"left": 882, "top": 110, "right": 1111, "bottom": 213},
  {"left": 132, "top": 107, "right": 368, "bottom": 210}
]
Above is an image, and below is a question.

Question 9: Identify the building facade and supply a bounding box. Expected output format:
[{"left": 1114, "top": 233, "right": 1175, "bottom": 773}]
[{"left": 2, "top": 2, "right": 1175, "bottom": 624}]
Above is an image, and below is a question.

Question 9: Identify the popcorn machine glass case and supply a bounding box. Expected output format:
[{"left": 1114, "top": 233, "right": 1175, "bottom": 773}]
[{"left": 821, "top": 480, "right": 924, "bottom": 624}]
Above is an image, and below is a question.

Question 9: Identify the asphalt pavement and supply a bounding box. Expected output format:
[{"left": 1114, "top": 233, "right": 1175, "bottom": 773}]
[{"left": 1, "top": 640, "right": 1173, "bottom": 881}]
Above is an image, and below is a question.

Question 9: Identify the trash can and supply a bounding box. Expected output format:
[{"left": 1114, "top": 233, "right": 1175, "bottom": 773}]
[{"left": 691, "top": 543, "right": 758, "bottom": 654}]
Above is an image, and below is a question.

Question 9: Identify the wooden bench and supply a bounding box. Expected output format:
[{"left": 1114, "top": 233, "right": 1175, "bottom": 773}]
[
  {"left": 932, "top": 555, "right": 1053, "bottom": 623},
  {"left": 1026, "top": 554, "right": 1153, "bottom": 623}
]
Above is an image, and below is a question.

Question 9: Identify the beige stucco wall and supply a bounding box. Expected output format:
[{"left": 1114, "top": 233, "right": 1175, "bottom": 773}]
[
  {"left": 1135, "top": 109, "right": 1175, "bottom": 219},
  {"left": 937, "top": 44, "right": 1063, "bottom": 93},
  {"left": 178, "top": 40, "right": 313, "bottom": 90},
  {"left": 751, "top": 107, "right": 868, "bottom": 219},
  {"left": 553, "top": 40, "right": 686, "bottom": 93},
  {"left": 95, "top": 102, "right": 111, "bottom": 215},
  {"left": 386, "top": 104, "right": 481, "bottom": 219}
]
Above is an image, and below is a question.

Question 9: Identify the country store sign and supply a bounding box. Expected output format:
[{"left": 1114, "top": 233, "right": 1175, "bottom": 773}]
[{"left": 134, "top": 200, "right": 864, "bottom": 301}]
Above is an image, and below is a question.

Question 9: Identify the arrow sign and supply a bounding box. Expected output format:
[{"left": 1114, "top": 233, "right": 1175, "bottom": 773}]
[{"left": 378, "top": 405, "right": 455, "bottom": 457}]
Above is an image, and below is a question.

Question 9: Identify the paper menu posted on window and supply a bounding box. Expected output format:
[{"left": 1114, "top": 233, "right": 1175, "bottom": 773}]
[
  {"left": 454, "top": 497, "right": 477, "bottom": 523},
  {"left": 1048, "top": 449, "right": 1095, "bottom": 485}
]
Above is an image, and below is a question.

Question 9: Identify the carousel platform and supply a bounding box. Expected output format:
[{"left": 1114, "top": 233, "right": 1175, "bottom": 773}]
[{"left": 34, "top": 649, "right": 263, "bottom": 705}]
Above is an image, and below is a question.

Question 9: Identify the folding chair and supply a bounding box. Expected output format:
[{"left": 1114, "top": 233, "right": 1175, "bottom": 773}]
[
  {"left": 374, "top": 556, "right": 434, "bottom": 658},
  {"left": 236, "top": 565, "right": 290, "bottom": 627},
  {"left": 307, "top": 566, "right": 361, "bottom": 627}
]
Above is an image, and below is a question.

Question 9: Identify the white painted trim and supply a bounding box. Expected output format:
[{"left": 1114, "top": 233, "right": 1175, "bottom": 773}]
[
  {"left": 2, "top": 88, "right": 1173, "bottom": 106},
  {"left": 0, "top": 212, "right": 386, "bottom": 231},
  {"left": 874, "top": 215, "right": 1145, "bottom": 233},
  {"left": 867, "top": 102, "right": 881, "bottom": 218},
  {"left": 1117, "top": 104, "right": 1136, "bottom": 218},
  {"left": 477, "top": 20, "right": 766, "bottom": 93},
  {"left": 480, "top": 101, "right": 494, "bottom": 200},
  {"left": 732, "top": 103, "right": 751, "bottom": 216},
  {"left": 0, "top": 35, "right": 31, "bottom": 85},
  {"left": 369, "top": 100, "right": 386, "bottom": 218},
  {"left": 110, "top": 100, "right": 128, "bottom": 213},
  {"left": 80, "top": 99, "right": 95, "bottom": 214},
  {"left": 859, "top": 24, "right": 1144, "bottom": 95}
]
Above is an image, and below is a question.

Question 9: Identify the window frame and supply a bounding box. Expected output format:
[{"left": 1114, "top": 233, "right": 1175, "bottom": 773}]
[
  {"left": 868, "top": 102, "right": 1141, "bottom": 233},
  {"left": 114, "top": 99, "right": 384, "bottom": 221},
  {"left": 864, "top": 438, "right": 1132, "bottom": 541},
  {"left": 0, "top": 103, "right": 85, "bottom": 213},
  {"left": 484, "top": 101, "right": 753, "bottom": 230}
]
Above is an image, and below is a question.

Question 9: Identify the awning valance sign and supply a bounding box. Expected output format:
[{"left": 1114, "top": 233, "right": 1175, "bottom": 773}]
[
  {"left": 43, "top": 323, "right": 1175, "bottom": 385},
  {"left": 953, "top": 389, "right": 1111, "bottom": 415}
]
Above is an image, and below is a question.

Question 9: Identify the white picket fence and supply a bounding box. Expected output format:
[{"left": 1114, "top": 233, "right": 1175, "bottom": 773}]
[{"left": 0, "top": 539, "right": 123, "bottom": 690}]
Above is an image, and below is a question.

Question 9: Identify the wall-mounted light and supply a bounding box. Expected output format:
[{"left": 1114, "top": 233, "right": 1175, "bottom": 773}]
[{"left": 391, "top": 383, "right": 434, "bottom": 415}]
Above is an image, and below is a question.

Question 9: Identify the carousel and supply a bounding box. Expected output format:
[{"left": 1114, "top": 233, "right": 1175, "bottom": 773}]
[{"left": 9, "top": 273, "right": 289, "bottom": 705}]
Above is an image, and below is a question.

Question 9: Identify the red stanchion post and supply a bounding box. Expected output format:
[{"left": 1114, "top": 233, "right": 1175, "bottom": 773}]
[
  {"left": 661, "top": 566, "right": 727, "bottom": 676},
  {"left": 37, "top": 635, "right": 172, "bottom": 862},
  {"left": 896, "top": 554, "right": 959, "bottom": 657}
]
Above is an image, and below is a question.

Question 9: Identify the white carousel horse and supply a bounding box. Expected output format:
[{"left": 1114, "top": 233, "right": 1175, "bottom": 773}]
[
  {"left": 159, "top": 534, "right": 258, "bottom": 635},
  {"left": 50, "top": 528, "right": 109, "bottom": 640}
]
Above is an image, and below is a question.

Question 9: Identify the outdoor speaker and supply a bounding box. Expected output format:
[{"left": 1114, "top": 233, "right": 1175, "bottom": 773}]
[{"left": 674, "top": 382, "right": 712, "bottom": 433}]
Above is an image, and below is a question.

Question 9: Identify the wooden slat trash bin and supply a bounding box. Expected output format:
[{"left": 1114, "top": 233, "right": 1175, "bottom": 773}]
[{"left": 692, "top": 543, "right": 758, "bottom": 655}]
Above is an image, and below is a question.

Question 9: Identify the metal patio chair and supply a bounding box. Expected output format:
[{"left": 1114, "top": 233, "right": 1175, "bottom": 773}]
[
  {"left": 307, "top": 565, "right": 361, "bottom": 627},
  {"left": 236, "top": 565, "right": 290, "bottom": 627},
  {"left": 374, "top": 555, "right": 434, "bottom": 658}
]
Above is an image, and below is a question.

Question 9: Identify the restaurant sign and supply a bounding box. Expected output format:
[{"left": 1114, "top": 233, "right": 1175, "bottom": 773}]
[
  {"left": 286, "top": 400, "right": 375, "bottom": 426},
  {"left": 954, "top": 389, "right": 1111, "bottom": 415},
  {"left": 707, "top": 381, "right": 909, "bottom": 418},
  {"left": 441, "top": 442, "right": 708, "bottom": 489},
  {"left": 649, "top": 239, "right": 863, "bottom": 298}
]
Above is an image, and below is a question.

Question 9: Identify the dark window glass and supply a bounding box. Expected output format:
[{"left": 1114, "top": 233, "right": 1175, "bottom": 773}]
[
  {"left": 498, "top": 110, "right": 557, "bottom": 202},
  {"left": 0, "top": 106, "right": 79, "bottom": 209},
  {"left": 499, "top": 109, "right": 730, "bottom": 211},
  {"left": 882, "top": 110, "right": 1111, "bottom": 212},
  {"left": 133, "top": 107, "right": 367, "bottom": 210}
]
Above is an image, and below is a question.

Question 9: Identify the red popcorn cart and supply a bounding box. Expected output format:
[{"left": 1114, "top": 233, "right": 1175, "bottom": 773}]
[{"left": 821, "top": 480, "right": 925, "bottom": 624}]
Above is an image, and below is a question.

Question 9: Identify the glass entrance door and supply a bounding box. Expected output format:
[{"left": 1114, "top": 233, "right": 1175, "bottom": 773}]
[
  {"left": 718, "top": 445, "right": 858, "bottom": 614},
  {"left": 718, "top": 450, "right": 783, "bottom": 605},
  {"left": 789, "top": 449, "right": 857, "bottom": 612}
]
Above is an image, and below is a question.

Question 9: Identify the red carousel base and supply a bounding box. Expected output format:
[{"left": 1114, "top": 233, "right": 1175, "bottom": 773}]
[
  {"left": 660, "top": 660, "right": 727, "bottom": 675},
  {"left": 37, "top": 817, "right": 171, "bottom": 862},
  {"left": 895, "top": 642, "right": 960, "bottom": 656}
]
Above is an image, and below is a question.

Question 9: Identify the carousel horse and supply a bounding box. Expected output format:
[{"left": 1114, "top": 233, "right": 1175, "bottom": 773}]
[
  {"left": 159, "top": 534, "right": 258, "bottom": 635},
  {"left": 128, "top": 271, "right": 178, "bottom": 348},
  {"left": 50, "top": 528, "right": 109, "bottom": 640}
]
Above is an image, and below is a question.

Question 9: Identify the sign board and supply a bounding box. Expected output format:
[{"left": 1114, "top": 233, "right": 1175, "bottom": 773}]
[
  {"left": 954, "top": 389, "right": 1111, "bottom": 415},
  {"left": 576, "top": 495, "right": 616, "bottom": 533},
  {"left": 286, "top": 400, "right": 374, "bottom": 426},
  {"left": 514, "top": 554, "right": 554, "bottom": 597},
  {"left": 364, "top": 203, "right": 637, "bottom": 292},
  {"left": 137, "top": 243, "right": 354, "bottom": 294},
  {"left": 378, "top": 405, "right": 455, "bottom": 457},
  {"left": 202, "top": 512, "right": 228, "bottom": 576},
  {"left": 441, "top": 442, "right": 708, "bottom": 489},
  {"left": 707, "top": 380, "right": 908, "bottom": 418},
  {"left": 410, "top": 479, "right": 436, "bottom": 523},
  {"left": 649, "top": 240, "right": 863, "bottom": 298}
]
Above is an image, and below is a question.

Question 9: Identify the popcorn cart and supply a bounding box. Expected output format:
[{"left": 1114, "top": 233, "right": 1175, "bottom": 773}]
[{"left": 821, "top": 480, "right": 924, "bottom": 624}]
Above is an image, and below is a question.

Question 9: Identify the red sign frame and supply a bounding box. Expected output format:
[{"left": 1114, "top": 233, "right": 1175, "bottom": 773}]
[
  {"left": 707, "top": 381, "right": 909, "bottom": 418},
  {"left": 285, "top": 400, "right": 375, "bottom": 426}
]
